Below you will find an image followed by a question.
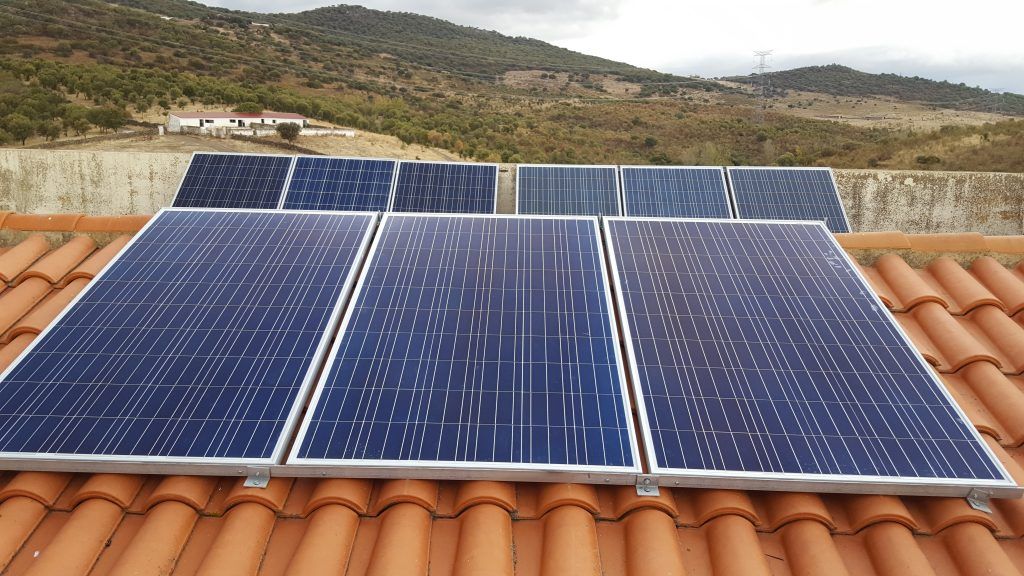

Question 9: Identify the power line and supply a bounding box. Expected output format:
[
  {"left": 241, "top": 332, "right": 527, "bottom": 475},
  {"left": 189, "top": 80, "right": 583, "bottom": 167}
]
[{"left": 753, "top": 50, "right": 773, "bottom": 123}]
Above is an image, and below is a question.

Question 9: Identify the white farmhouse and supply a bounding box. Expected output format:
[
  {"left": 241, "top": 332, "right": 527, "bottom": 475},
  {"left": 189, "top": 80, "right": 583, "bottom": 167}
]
[{"left": 167, "top": 112, "right": 308, "bottom": 134}]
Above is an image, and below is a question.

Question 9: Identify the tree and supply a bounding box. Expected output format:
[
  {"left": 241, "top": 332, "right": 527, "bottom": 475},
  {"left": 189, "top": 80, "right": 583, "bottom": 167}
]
[
  {"left": 233, "top": 101, "right": 263, "bottom": 113},
  {"left": 36, "top": 119, "right": 62, "bottom": 141},
  {"left": 86, "top": 107, "right": 127, "bottom": 133},
  {"left": 276, "top": 121, "right": 301, "bottom": 142},
  {"left": 2, "top": 114, "right": 34, "bottom": 145}
]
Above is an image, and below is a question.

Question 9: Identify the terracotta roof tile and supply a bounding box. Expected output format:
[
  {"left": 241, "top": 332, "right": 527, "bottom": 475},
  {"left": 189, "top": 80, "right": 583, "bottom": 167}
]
[
  {"left": 13, "top": 236, "right": 95, "bottom": 286},
  {"left": 0, "top": 235, "right": 50, "bottom": 283},
  {"left": 2, "top": 213, "right": 83, "bottom": 233},
  {"left": 907, "top": 232, "right": 989, "bottom": 253},
  {"left": 73, "top": 215, "right": 152, "bottom": 234},
  {"left": 835, "top": 231, "right": 911, "bottom": 250},
  {"left": 0, "top": 216, "right": 1024, "bottom": 575}
]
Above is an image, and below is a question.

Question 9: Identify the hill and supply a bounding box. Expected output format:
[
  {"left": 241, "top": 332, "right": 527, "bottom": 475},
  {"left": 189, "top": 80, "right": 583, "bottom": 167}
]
[
  {"left": 729, "top": 64, "right": 1024, "bottom": 116},
  {"left": 0, "top": 0, "right": 1020, "bottom": 173}
]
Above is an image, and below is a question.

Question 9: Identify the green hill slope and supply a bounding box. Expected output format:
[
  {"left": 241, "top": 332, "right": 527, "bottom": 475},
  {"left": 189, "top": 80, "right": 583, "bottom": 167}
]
[{"left": 729, "top": 64, "right": 1024, "bottom": 115}]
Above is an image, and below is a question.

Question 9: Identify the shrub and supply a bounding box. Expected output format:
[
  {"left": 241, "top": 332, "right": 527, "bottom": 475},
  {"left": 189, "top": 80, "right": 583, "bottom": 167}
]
[{"left": 276, "top": 121, "right": 301, "bottom": 142}]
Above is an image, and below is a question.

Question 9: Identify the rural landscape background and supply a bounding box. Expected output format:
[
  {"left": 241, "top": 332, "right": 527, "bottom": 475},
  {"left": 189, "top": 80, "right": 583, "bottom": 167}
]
[{"left": 1, "top": 0, "right": 1022, "bottom": 172}]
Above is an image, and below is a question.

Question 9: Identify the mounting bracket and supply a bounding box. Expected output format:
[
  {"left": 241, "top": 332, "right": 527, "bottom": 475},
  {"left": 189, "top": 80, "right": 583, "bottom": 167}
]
[
  {"left": 243, "top": 466, "right": 271, "bottom": 489},
  {"left": 635, "top": 475, "right": 660, "bottom": 497},
  {"left": 966, "top": 488, "right": 993, "bottom": 513}
]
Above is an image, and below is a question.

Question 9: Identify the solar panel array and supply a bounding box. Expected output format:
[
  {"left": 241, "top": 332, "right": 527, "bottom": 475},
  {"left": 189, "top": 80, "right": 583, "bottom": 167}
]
[
  {"left": 620, "top": 167, "right": 732, "bottom": 218},
  {"left": 727, "top": 167, "right": 851, "bottom": 233},
  {"left": 173, "top": 153, "right": 294, "bottom": 209},
  {"left": 283, "top": 157, "right": 397, "bottom": 211},
  {"left": 292, "top": 214, "right": 639, "bottom": 474},
  {"left": 605, "top": 218, "right": 1011, "bottom": 490},
  {"left": 517, "top": 165, "right": 621, "bottom": 216},
  {"left": 0, "top": 209, "right": 375, "bottom": 465},
  {"left": 390, "top": 162, "right": 499, "bottom": 214}
]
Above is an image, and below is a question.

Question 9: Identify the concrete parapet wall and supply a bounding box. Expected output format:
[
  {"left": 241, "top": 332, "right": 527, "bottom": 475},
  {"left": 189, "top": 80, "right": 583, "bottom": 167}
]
[
  {"left": 0, "top": 149, "right": 1021, "bottom": 235},
  {"left": 0, "top": 149, "right": 187, "bottom": 215},
  {"left": 836, "top": 169, "right": 1024, "bottom": 236}
]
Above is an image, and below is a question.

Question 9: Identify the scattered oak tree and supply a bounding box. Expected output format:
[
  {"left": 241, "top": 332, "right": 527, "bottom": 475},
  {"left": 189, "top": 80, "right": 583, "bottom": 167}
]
[{"left": 276, "top": 121, "right": 301, "bottom": 142}]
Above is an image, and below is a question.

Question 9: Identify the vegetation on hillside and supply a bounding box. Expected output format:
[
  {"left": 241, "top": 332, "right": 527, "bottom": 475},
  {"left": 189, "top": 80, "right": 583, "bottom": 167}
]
[{"left": 729, "top": 64, "right": 1024, "bottom": 116}]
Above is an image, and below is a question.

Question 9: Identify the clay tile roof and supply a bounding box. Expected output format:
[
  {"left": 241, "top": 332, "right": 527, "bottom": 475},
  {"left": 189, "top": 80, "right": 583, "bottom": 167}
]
[{"left": 1, "top": 216, "right": 1024, "bottom": 575}]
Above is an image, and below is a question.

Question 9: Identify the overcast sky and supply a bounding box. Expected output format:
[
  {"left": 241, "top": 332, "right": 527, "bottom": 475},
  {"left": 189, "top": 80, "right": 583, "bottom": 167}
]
[{"left": 207, "top": 0, "right": 1024, "bottom": 93}]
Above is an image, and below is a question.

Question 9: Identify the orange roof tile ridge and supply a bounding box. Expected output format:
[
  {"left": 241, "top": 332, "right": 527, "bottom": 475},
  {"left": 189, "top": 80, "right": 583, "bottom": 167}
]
[
  {"left": 223, "top": 477, "right": 294, "bottom": 514},
  {"left": 71, "top": 474, "right": 146, "bottom": 509},
  {"left": 0, "top": 472, "right": 72, "bottom": 507},
  {"left": 907, "top": 232, "right": 990, "bottom": 253},
  {"left": 911, "top": 302, "right": 1000, "bottom": 372},
  {"left": 926, "top": 257, "right": 1004, "bottom": 315},
  {"left": 691, "top": 489, "right": 761, "bottom": 527},
  {"left": 534, "top": 483, "right": 601, "bottom": 518},
  {"left": 842, "top": 495, "right": 918, "bottom": 533},
  {"left": 0, "top": 234, "right": 50, "bottom": 283},
  {"left": 2, "top": 213, "right": 84, "bottom": 233},
  {"left": 302, "top": 478, "right": 374, "bottom": 517},
  {"left": 144, "top": 476, "right": 220, "bottom": 513},
  {"left": 14, "top": 236, "right": 96, "bottom": 286},
  {"left": 971, "top": 257, "right": 1024, "bottom": 315},
  {"left": 451, "top": 481, "right": 517, "bottom": 516},
  {"left": 835, "top": 231, "right": 912, "bottom": 250},
  {"left": 916, "top": 497, "right": 998, "bottom": 534},
  {"left": 609, "top": 484, "right": 678, "bottom": 520},
  {"left": 875, "top": 254, "right": 949, "bottom": 311},
  {"left": 369, "top": 479, "right": 439, "bottom": 516},
  {"left": 762, "top": 492, "right": 837, "bottom": 531}
]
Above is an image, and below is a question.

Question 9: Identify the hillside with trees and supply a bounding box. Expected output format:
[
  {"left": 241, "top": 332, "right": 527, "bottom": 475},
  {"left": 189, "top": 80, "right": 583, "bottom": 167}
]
[
  {"left": 729, "top": 64, "right": 1024, "bottom": 116},
  {"left": 0, "top": 0, "right": 1020, "bottom": 173}
]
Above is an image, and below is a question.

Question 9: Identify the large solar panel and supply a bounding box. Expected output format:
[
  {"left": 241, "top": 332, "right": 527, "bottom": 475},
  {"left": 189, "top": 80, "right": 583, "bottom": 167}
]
[
  {"left": 390, "top": 161, "right": 498, "bottom": 213},
  {"left": 726, "top": 167, "right": 851, "bottom": 233},
  {"left": 172, "top": 152, "right": 294, "bottom": 209},
  {"left": 605, "top": 218, "right": 1016, "bottom": 496},
  {"left": 283, "top": 156, "right": 397, "bottom": 211},
  {"left": 290, "top": 214, "right": 640, "bottom": 478},
  {"left": 517, "top": 165, "right": 620, "bottom": 216},
  {"left": 620, "top": 166, "right": 732, "bottom": 218},
  {"left": 0, "top": 209, "right": 375, "bottom": 469}
]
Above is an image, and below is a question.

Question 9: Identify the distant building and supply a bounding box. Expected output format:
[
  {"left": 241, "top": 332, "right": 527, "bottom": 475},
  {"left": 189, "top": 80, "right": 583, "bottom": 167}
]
[{"left": 167, "top": 112, "right": 308, "bottom": 134}]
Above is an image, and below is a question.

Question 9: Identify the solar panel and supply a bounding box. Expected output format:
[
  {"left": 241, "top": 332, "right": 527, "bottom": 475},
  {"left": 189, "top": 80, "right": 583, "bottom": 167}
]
[
  {"left": 516, "top": 165, "right": 620, "bottom": 216},
  {"left": 172, "top": 152, "right": 294, "bottom": 209},
  {"left": 290, "top": 214, "right": 640, "bottom": 478},
  {"left": 0, "top": 209, "right": 376, "bottom": 470},
  {"left": 620, "top": 166, "right": 732, "bottom": 218},
  {"left": 726, "top": 167, "right": 851, "bottom": 233},
  {"left": 605, "top": 218, "right": 1016, "bottom": 496},
  {"left": 390, "top": 161, "right": 498, "bottom": 213},
  {"left": 283, "top": 156, "right": 398, "bottom": 211}
]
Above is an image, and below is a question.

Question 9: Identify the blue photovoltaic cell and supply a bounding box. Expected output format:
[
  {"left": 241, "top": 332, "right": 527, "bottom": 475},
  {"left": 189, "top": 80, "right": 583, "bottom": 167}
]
[
  {"left": 283, "top": 157, "right": 397, "bottom": 211},
  {"left": 727, "top": 167, "right": 850, "bottom": 233},
  {"left": 173, "top": 153, "right": 293, "bottom": 209},
  {"left": 293, "top": 214, "right": 638, "bottom": 472},
  {"left": 517, "top": 165, "right": 620, "bottom": 216},
  {"left": 621, "top": 167, "right": 731, "bottom": 218},
  {"left": 606, "top": 218, "right": 1009, "bottom": 484},
  {"left": 390, "top": 162, "right": 497, "bottom": 213},
  {"left": 0, "top": 209, "right": 374, "bottom": 462}
]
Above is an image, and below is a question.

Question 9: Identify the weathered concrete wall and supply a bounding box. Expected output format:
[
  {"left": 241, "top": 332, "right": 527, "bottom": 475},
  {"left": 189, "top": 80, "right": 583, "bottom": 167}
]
[
  {"left": 0, "top": 149, "right": 186, "bottom": 215},
  {"left": 0, "top": 149, "right": 1022, "bottom": 235},
  {"left": 835, "top": 169, "right": 1024, "bottom": 235}
]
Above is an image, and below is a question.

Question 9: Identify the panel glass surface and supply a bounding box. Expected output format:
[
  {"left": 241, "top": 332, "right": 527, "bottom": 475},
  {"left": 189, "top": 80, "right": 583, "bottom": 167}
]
[
  {"left": 517, "top": 165, "right": 620, "bottom": 216},
  {"left": 390, "top": 162, "right": 497, "bottom": 213},
  {"left": 173, "top": 153, "right": 293, "bottom": 209},
  {"left": 0, "top": 209, "right": 375, "bottom": 463},
  {"left": 606, "top": 218, "right": 1009, "bottom": 486},
  {"left": 293, "top": 214, "right": 638, "bottom": 473},
  {"left": 727, "top": 168, "right": 851, "bottom": 233},
  {"left": 621, "top": 167, "right": 731, "bottom": 218},
  {"left": 283, "top": 157, "right": 396, "bottom": 211}
]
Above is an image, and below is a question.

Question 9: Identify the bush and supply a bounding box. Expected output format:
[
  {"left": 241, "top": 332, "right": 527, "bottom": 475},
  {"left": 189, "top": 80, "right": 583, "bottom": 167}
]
[
  {"left": 276, "top": 121, "right": 301, "bottom": 142},
  {"left": 86, "top": 107, "right": 127, "bottom": 132},
  {"left": 1, "top": 113, "right": 34, "bottom": 145},
  {"left": 915, "top": 155, "right": 942, "bottom": 165},
  {"left": 233, "top": 101, "right": 264, "bottom": 113}
]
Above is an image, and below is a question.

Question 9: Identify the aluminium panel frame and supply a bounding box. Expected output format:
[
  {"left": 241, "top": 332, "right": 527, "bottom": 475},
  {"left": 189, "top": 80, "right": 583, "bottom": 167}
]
[
  {"left": 724, "top": 166, "right": 851, "bottom": 233},
  {"left": 0, "top": 207, "right": 379, "bottom": 476},
  {"left": 279, "top": 155, "right": 399, "bottom": 211},
  {"left": 170, "top": 151, "right": 296, "bottom": 209},
  {"left": 618, "top": 165, "right": 732, "bottom": 218},
  {"left": 389, "top": 160, "right": 500, "bottom": 214},
  {"left": 288, "top": 212, "right": 643, "bottom": 481},
  {"left": 603, "top": 215, "right": 1020, "bottom": 498},
  {"left": 515, "top": 164, "right": 622, "bottom": 216}
]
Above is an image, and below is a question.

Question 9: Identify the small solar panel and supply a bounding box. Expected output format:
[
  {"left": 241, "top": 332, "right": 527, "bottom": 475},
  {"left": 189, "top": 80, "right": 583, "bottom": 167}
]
[
  {"left": 620, "top": 166, "right": 731, "bottom": 218},
  {"left": 517, "top": 165, "right": 620, "bottom": 216},
  {"left": 283, "top": 156, "right": 397, "bottom": 211},
  {"left": 291, "top": 214, "right": 640, "bottom": 478},
  {"left": 726, "top": 167, "right": 850, "bottom": 233},
  {"left": 172, "top": 152, "right": 294, "bottom": 209},
  {"left": 605, "top": 218, "right": 1016, "bottom": 496},
  {"left": 0, "top": 209, "right": 375, "bottom": 469},
  {"left": 390, "top": 161, "right": 498, "bottom": 213}
]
